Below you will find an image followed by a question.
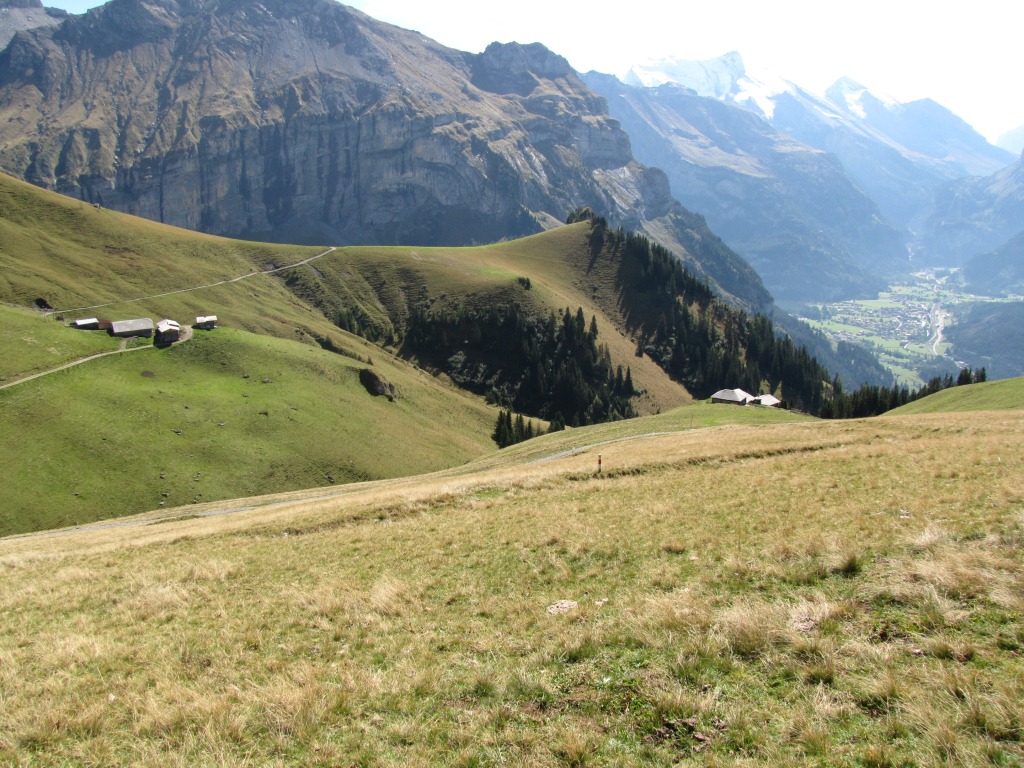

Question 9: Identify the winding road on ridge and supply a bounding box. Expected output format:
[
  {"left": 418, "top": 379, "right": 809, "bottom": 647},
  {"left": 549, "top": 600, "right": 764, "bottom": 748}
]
[
  {"left": 45, "top": 246, "right": 337, "bottom": 316},
  {"left": 1, "top": 247, "right": 337, "bottom": 390}
]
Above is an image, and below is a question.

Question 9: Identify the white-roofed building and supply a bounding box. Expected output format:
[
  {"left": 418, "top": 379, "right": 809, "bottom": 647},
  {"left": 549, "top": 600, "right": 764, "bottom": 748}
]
[
  {"left": 110, "top": 318, "right": 154, "bottom": 338},
  {"left": 156, "top": 319, "right": 181, "bottom": 344},
  {"left": 710, "top": 388, "right": 754, "bottom": 405}
]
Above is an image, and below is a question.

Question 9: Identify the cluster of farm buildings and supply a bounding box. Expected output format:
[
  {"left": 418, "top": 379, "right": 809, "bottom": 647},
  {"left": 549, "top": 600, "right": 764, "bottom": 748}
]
[
  {"left": 710, "top": 388, "right": 781, "bottom": 407},
  {"left": 70, "top": 315, "right": 217, "bottom": 343}
]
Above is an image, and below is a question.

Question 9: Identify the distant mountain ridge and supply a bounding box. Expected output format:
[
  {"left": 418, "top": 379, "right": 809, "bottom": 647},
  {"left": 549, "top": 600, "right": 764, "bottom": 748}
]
[
  {"left": 626, "top": 53, "right": 1015, "bottom": 237},
  {"left": 0, "top": 0, "right": 770, "bottom": 310},
  {"left": 923, "top": 153, "right": 1024, "bottom": 268},
  {"left": 584, "top": 71, "right": 906, "bottom": 303}
]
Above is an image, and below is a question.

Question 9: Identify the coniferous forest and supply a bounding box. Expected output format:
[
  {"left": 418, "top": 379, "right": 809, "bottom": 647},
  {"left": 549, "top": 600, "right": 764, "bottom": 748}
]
[
  {"left": 819, "top": 366, "right": 988, "bottom": 418},
  {"left": 402, "top": 303, "right": 636, "bottom": 429},
  {"left": 306, "top": 211, "right": 978, "bottom": 442},
  {"left": 582, "top": 214, "right": 831, "bottom": 413},
  {"left": 581, "top": 215, "right": 983, "bottom": 420}
]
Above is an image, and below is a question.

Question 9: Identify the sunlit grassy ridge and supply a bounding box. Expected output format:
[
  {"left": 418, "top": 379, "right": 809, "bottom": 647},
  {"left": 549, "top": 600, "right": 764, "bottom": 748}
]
[
  {"left": 0, "top": 172, "right": 688, "bottom": 414},
  {"left": 1, "top": 389, "right": 1021, "bottom": 766},
  {"left": 269, "top": 224, "right": 693, "bottom": 414},
  {"left": 888, "top": 376, "right": 1024, "bottom": 415},
  {"left": 0, "top": 173, "right": 696, "bottom": 533},
  {"left": 0, "top": 173, "right": 319, "bottom": 311}
]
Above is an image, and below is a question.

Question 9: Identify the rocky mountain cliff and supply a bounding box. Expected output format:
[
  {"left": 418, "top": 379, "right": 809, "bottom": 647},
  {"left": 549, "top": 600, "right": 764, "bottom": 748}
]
[
  {"left": 0, "top": 0, "right": 770, "bottom": 309},
  {"left": 0, "top": 0, "right": 64, "bottom": 48},
  {"left": 583, "top": 72, "right": 908, "bottom": 303}
]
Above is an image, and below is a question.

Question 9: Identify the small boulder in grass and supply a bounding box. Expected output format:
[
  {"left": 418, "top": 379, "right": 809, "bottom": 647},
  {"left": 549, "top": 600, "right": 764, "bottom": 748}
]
[
  {"left": 359, "top": 368, "right": 397, "bottom": 401},
  {"left": 546, "top": 600, "right": 579, "bottom": 615}
]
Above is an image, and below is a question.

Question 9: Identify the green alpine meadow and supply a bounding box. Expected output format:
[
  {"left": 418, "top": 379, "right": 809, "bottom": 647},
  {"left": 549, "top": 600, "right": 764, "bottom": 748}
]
[{"left": 1, "top": 168, "right": 1022, "bottom": 765}]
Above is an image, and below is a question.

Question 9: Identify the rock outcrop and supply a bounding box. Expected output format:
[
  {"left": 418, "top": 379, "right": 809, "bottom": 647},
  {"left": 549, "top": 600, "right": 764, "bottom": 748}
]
[
  {"left": 0, "top": 0, "right": 770, "bottom": 310},
  {"left": 359, "top": 368, "right": 396, "bottom": 401},
  {"left": 0, "top": 0, "right": 65, "bottom": 48}
]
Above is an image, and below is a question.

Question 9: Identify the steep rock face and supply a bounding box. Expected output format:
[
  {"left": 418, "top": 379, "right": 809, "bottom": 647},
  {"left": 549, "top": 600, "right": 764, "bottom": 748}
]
[
  {"left": 2, "top": 0, "right": 552, "bottom": 243},
  {"left": 584, "top": 73, "right": 908, "bottom": 303},
  {"left": 919, "top": 152, "right": 1024, "bottom": 265},
  {"left": 0, "top": 0, "right": 65, "bottom": 48},
  {"left": 0, "top": 0, "right": 770, "bottom": 310}
]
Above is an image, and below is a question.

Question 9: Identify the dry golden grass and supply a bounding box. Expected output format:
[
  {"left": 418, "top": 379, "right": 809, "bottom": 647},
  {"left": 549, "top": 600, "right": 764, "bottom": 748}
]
[{"left": 1, "top": 409, "right": 1022, "bottom": 765}]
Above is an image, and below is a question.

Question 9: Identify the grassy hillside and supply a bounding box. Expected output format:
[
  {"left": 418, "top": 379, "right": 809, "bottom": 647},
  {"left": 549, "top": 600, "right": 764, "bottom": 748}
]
[
  {"left": 0, "top": 174, "right": 503, "bottom": 534},
  {"left": 268, "top": 223, "right": 693, "bottom": 414},
  {"left": 0, "top": 172, "right": 690, "bottom": 415},
  {"left": 0, "top": 327, "right": 497, "bottom": 535},
  {"left": 888, "top": 376, "right": 1024, "bottom": 415},
  {"left": 0, "top": 173, "right": 699, "bottom": 533},
  {"left": 0, "top": 172, "right": 319, "bottom": 312},
  {"left": 1, "top": 404, "right": 1021, "bottom": 766},
  {"left": 0, "top": 303, "right": 122, "bottom": 381}
]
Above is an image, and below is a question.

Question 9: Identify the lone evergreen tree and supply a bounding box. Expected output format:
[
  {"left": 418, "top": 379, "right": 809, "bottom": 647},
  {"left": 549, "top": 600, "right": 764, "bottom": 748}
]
[{"left": 492, "top": 409, "right": 514, "bottom": 448}]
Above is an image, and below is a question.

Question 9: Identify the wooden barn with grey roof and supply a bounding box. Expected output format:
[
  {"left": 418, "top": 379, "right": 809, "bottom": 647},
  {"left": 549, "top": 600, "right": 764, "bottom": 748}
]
[{"left": 109, "top": 318, "right": 154, "bottom": 338}]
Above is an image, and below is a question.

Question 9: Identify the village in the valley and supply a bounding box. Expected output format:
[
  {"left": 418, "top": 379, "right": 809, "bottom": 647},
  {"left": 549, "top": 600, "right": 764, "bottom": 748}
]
[{"left": 796, "top": 268, "right": 1021, "bottom": 384}]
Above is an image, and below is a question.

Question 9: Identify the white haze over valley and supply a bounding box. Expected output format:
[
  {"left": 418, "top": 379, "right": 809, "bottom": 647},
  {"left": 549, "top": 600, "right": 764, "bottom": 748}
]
[
  {"left": 352, "top": 0, "right": 1024, "bottom": 153},
  {"left": 40, "top": 0, "right": 1024, "bottom": 151}
]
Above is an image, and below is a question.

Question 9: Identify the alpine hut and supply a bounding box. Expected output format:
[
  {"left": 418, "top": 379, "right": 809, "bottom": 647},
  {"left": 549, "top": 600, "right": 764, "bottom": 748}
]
[
  {"left": 710, "top": 388, "right": 754, "bottom": 405},
  {"left": 156, "top": 319, "right": 181, "bottom": 344},
  {"left": 110, "top": 318, "right": 154, "bottom": 338}
]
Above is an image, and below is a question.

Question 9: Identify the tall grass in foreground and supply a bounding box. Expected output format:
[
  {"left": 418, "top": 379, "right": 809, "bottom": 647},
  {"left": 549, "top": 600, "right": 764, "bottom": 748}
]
[{"left": 1, "top": 410, "right": 1022, "bottom": 766}]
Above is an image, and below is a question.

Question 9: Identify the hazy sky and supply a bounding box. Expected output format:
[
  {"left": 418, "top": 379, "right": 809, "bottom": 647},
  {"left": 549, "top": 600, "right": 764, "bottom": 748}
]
[{"left": 43, "top": 0, "right": 1022, "bottom": 145}]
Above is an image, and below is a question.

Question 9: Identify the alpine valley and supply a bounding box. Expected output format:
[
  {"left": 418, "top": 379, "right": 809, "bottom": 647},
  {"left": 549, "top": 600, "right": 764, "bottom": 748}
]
[
  {"left": 611, "top": 52, "right": 1024, "bottom": 380},
  {"left": 3, "top": 1, "right": 1022, "bottom": 383},
  {"left": 3, "top": 3, "right": 1024, "bottom": 766}
]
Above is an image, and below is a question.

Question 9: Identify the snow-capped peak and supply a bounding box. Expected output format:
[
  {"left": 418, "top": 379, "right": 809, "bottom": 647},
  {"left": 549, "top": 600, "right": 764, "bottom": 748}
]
[
  {"left": 624, "top": 51, "right": 792, "bottom": 121},
  {"left": 625, "top": 51, "right": 746, "bottom": 98},
  {"left": 825, "top": 77, "right": 898, "bottom": 120}
]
